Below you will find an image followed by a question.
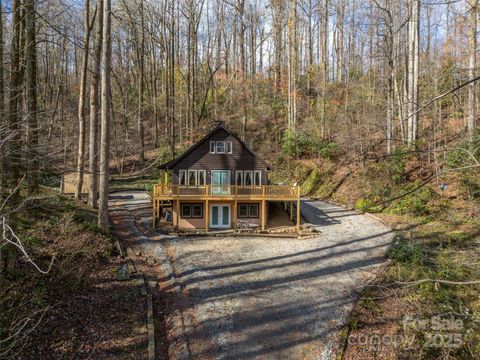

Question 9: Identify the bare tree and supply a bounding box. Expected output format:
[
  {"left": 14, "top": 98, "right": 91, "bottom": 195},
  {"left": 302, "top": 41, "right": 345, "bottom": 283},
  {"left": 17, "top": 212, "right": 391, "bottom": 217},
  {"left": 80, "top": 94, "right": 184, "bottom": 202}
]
[
  {"left": 467, "top": 0, "right": 478, "bottom": 143},
  {"left": 88, "top": 0, "right": 103, "bottom": 209},
  {"left": 7, "top": 0, "right": 23, "bottom": 202},
  {"left": 24, "top": 0, "right": 39, "bottom": 195},
  {"left": 406, "top": 0, "right": 419, "bottom": 145},
  {"left": 98, "top": 0, "right": 111, "bottom": 231},
  {"left": 75, "top": 0, "right": 93, "bottom": 200},
  {"left": 0, "top": 0, "right": 5, "bottom": 197},
  {"left": 287, "top": 0, "right": 297, "bottom": 131}
]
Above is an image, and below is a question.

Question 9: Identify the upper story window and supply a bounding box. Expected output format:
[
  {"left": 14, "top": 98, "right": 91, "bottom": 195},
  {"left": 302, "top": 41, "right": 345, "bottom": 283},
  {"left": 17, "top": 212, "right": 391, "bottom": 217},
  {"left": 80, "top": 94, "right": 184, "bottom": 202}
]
[
  {"left": 209, "top": 140, "right": 232, "bottom": 154},
  {"left": 234, "top": 170, "right": 262, "bottom": 186},
  {"left": 216, "top": 141, "right": 225, "bottom": 153},
  {"left": 179, "top": 170, "right": 205, "bottom": 186},
  {"left": 179, "top": 170, "right": 187, "bottom": 185}
]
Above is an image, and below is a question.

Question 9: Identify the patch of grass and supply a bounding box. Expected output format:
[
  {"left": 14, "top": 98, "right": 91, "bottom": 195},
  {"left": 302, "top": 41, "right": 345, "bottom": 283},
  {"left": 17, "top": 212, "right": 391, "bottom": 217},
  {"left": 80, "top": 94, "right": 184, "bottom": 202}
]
[
  {"left": 388, "top": 239, "right": 426, "bottom": 266},
  {"left": 354, "top": 197, "right": 382, "bottom": 212},
  {"left": 389, "top": 184, "right": 436, "bottom": 216}
]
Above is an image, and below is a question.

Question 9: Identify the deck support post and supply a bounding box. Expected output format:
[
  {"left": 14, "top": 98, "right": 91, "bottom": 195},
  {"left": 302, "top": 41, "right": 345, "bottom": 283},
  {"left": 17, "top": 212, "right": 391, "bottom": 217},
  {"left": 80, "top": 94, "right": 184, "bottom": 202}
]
[
  {"left": 176, "top": 199, "right": 180, "bottom": 229},
  {"left": 296, "top": 195, "right": 301, "bottom": 235},
  {"left": 152, "top": 199, "right": 156, "bottom": 228},
  {"left": 205, "top": 200, "right": 209, "bottom": 233},
  {"left": 233, "top": 199, "right": 237, "bottom": 231},
  {"left": 290, "top": 201, "right": 293, "bottom": 221},
  {"left": 261, "top": 199, "right": 266, "bottom": 232}
]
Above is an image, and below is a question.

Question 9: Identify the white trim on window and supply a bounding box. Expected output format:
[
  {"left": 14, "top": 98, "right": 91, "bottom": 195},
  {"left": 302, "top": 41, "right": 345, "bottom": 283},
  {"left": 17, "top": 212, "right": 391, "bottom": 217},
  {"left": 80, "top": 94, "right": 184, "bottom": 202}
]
[
  {"left": 216, "top": 141, "right": 225, "bottom": 154},
  {"left": 244, "top": 171, "right": 253, "bottom": 186},
  {"left": 188, "top": 170, "right": 198, "bottom": 186},
  {"left": 226, "top": 141, "right": 233, "bottom": 154},
  {"left": 198, "top": 170, "right": 206, "bottom": 185},
  {"left": 209, "top": 141, "right": 215, "bottom": 153},
  {"left": 179, "top": 170, "right": 187, "bottom": 185},
  {"left": 254, "top": 171, "right": 262, "bottom": 186},
  {"left": 235, "top": 171, "right": 243, "bottom": 185}
]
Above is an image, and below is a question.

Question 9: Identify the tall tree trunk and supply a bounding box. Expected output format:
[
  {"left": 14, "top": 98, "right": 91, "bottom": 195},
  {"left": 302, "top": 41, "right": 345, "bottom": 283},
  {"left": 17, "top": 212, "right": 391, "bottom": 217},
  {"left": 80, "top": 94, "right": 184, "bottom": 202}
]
[
  {"left": 287, "top": 0, "right": 297, "bottom": 131},
  {"left": 272, "top": 0, "right": 282, "bottom": 95},
  {"left": 75, "top": 0, "right": 91, "bottom": 199},
  {"left": 335, "top": 1, "right": 344, "bottom": 83},
  {"left": 98, "top": 0, "right": 111, "bottom": 231},
  {"left": 137, "top": 0, "right": 145, "bottom": 163},
  {"left": 88, "top": 0, "right": 103, "bottom": 209},
  {"left": 0, "top": 0, "right": 5, "bottom": 197},
  {"left": 320, "top": 0, "right": 329, "bottom": 138},
  {"left": 25, "top": 0, "right": 38, "bottom": 194},
  {"left": 238, "top": 0, "right": 247, "bottom": 139},
  {"left": 7, "top": 0, "right": 23, "bottom": 202},
  {"left": 407, "top": 0, "right": 419, "bottom": 145},
  {"left": 467, "top": 0, "right": 478, "bottom": 142}
]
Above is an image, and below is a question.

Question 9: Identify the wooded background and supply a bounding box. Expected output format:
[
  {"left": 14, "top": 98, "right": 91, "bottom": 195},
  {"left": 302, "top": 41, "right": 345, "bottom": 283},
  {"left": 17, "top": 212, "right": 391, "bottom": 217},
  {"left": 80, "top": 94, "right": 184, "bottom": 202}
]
[{"left": 0, "top": 0, "right": 478, "bottom": 208}]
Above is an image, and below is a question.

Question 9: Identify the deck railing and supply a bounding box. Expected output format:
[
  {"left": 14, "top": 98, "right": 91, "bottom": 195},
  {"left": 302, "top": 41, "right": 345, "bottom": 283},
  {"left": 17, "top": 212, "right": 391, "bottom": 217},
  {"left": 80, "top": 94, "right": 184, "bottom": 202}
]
[{"left": 153, "top": 184, "right": 299, "bottom": 199}]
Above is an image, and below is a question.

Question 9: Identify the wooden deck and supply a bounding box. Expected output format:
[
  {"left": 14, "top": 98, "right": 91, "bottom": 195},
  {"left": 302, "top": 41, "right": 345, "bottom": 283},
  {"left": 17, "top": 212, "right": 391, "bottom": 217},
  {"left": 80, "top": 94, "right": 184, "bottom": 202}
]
[
  {"left": 153, "top": 184, "right": 299, "bottom": 201},
  {"left": 152, "top": 184, "right": 301, "bottom": 233}
]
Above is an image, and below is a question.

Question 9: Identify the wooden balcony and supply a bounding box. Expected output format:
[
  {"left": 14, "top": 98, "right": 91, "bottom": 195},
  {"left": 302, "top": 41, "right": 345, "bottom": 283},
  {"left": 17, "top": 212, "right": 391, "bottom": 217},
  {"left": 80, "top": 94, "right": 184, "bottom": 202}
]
[{"left": 153, "top": 184, "right": 300, "bottom": 201}]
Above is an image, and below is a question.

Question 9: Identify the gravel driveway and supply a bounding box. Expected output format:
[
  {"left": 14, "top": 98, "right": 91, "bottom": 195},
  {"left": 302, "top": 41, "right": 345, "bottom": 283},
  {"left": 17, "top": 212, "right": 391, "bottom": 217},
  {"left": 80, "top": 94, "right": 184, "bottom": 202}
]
[{"left": 110, "top": 192, "right": 395, "bottom": 360}]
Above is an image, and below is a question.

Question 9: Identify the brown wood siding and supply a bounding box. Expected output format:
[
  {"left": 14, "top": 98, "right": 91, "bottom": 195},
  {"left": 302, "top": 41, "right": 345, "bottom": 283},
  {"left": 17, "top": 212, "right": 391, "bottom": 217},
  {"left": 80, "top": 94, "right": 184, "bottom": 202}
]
[{"left": 172, "top": 128, "right": 268, "bottom": 185}]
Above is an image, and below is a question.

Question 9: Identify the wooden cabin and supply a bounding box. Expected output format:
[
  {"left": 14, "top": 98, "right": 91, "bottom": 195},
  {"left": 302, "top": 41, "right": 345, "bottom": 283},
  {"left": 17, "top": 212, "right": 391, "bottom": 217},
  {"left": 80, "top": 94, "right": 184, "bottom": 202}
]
[{"left": 152, "top": 122, "right": 300, "bottom": 233}]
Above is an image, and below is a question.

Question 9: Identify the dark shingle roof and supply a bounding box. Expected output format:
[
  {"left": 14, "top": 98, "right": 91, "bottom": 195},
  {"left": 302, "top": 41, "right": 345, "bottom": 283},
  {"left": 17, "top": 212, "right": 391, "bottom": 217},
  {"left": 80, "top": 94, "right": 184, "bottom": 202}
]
[{"left": 158, "top": 123, "right": 272, "bottom": 170}]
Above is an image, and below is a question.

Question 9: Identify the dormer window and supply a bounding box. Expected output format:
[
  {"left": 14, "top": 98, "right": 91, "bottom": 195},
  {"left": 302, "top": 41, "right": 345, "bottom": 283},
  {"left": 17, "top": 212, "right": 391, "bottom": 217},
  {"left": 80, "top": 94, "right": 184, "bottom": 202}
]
[{"left": 216, "top": 141, "right": 225, "bottom": 154}]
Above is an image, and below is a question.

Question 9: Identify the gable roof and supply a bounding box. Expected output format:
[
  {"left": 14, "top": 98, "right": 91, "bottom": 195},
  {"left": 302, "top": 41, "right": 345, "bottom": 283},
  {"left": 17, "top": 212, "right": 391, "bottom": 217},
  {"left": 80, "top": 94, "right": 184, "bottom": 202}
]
[{"left": 158, "top": 122, "right": 272, "bottom": 170}]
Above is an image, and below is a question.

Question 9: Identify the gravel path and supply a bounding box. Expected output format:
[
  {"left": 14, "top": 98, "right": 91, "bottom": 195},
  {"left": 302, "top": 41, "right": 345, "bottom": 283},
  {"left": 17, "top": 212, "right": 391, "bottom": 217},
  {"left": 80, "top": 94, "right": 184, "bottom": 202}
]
[{"left": 109, "top": 192, "right": 395, "bottom": 360}]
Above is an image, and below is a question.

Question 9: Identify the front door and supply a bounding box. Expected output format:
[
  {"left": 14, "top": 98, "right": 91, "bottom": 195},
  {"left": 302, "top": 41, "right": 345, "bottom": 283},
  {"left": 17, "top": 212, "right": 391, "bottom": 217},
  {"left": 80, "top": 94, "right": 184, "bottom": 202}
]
[
  {"left": 211, "top": 170, "right": 230, "bottom": 195},
  {"left": 210, "top": 205, "right": 230, "bottom": 228}
]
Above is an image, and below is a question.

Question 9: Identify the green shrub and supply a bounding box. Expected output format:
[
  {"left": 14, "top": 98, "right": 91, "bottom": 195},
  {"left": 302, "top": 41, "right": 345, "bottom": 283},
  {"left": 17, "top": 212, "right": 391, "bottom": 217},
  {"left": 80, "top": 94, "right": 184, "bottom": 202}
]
[
  {"left": 354, "top": 197, "right": 382, "bottom": 212},
  {"left": 459, "top": 176, "right": 480, "bottom": 201},
  {"left": 387, "top": 148, "right": 407, "bottom": 184},
  {"left": 390, "top": 185, "right": 435, "bottom": 216},
  {"left": 445, "top": 130, "right": 480, "bottom": 169},
  {"left": 388, "top": 240, "right": 425, "bottom": 266},
  {"left": 314, "top": 141, "right": 340, "bottom": 159},
  {"left": 446, "top": 149, "right": 470, "bottom": 169},
  {"left": 145, "top": 182, "right": 154, "bottom": 195},
  {"left": 281, "top": 128, "right": 340, "bottom": 159}
]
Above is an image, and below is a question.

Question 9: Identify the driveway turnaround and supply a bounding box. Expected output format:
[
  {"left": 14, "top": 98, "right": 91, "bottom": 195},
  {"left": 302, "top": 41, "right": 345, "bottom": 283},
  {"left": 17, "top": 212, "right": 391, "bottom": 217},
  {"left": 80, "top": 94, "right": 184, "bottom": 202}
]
[{"left": 110, "top": 192, "right": 395, "bottom": 360}]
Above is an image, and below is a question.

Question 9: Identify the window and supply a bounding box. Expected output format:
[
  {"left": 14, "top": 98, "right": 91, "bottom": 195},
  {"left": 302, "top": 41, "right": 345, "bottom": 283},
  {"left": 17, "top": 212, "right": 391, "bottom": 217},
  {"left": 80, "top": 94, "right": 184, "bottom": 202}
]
[
  {"left": 238, "top": 204, "right": 249, "bottom": 217},
  {"left": 244, "top": 171, "right": 253, "bottom": 186},
  {"left": 188, "top": 170, "right": 197, "bottom": 186},
  {"left": 180, "top": 170, "right": 206, "bottom": 186},
  {"left": 216, "top": 141, "right": 225, "bottom": 153},
  {"left": 181, "top": 203, "right": 203, "bottom": 218},
  {"left": 254, "top": 171, "right": 261, "bottom": 186},
  {"left": 249, "top": 204, "right": 259, "bottom": 217},
  {"left": 209, "top": 141, "right": 215, "bottom": 153},
  {"left": 198, "top": 170, "right": 206, "bottom": 185},
  {"left": 179, "top": 170, "right": 187, "bottom": 185},
  {"left": 181, "top": 204, "right": 191, "bottom": 217},
  {"left": 226, "top": 141, "right": 233, "bottom": 154},
  {"left": 235, "top": 171, "right": 243, "bottom": 185},
  {"left": 192, "top": 204, "right": 203, "bottom": 217},
  {"left": 238, "top": 203, "right": 259, "bottom": 218}
]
